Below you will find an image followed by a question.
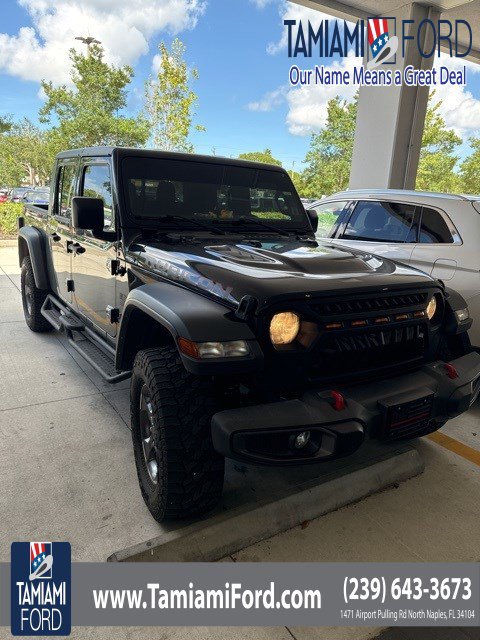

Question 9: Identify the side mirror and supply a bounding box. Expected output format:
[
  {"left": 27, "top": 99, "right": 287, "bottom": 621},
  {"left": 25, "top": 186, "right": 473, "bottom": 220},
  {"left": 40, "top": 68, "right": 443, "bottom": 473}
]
[
  {"left": 72, "top": 196, "right": 104, "bottom": 234},
  {"left": 306, "top": 208, "right": 318, "bottom": 233}
]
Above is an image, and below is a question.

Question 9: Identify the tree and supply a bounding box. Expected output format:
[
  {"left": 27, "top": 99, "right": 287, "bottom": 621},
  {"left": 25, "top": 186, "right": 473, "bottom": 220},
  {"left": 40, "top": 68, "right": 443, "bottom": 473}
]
[
  {"left": 238, "top": 149, "right": 282, "bottom": 166},
  {"left": 301, "top": 91, "right": 462, "bottom": 197},
  {"left": 0, "top": 118, "right": 53, "bottom": 186},
  {"left": 302, "top": 95, "right": 358, "bottom": 197},
  {"left": 416, "top": 94, "right": 462, "bottom": 192},
  {"left": 145, "top": 38, "right": 204, "bottom": 152},
  {"left": 0, "top": 116, "right": 12, "bottom": 135},
  {"left": 40, "top": 43, "right": 149, "bottom": 149},
  {"left": 460, "top": 138, "right": 480, "bottom": 193}
]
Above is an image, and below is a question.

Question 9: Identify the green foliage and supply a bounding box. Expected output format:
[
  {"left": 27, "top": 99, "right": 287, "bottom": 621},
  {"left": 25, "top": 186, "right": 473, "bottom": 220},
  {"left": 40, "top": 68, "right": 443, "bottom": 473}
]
[
  {"left": 289, "top": 170, "right": 311, "bottom": 198},
  {"left": 301, "top": 91, "right": 464, "bottom": 197},
  {"left": 145, "top": 39, "right": 204, "bottom": 152},
  {"left": 40, "top": 43, "right": 149, "bottom": 149},
  {"left": 238, "top": 149, "right": 282, "bottom": 166},
  {"left": 416, "top": 94, "right": 462, "bottom": 192},
  {"left": 0, "top": 118, "right": 54, "bottom": 187},
  {"left": 302, "top": 95, "right": 358, "bottom": 197},
  {"left": 460, "top": 137, "right": 480, "bottom": 193},
  {"left": 0, "top": 116, "right": 13, "bottom": 135},
  {"left": 0, "top": 202, "right": 23, "bottom": 237}
]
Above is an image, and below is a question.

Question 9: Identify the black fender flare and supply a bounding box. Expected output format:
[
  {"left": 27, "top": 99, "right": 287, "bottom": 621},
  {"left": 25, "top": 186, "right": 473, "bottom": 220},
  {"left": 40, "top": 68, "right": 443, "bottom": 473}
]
[
  {"left": 116, "top": 282, "right": 263, "bottom": 374},
  {"left": 444, "top": 287, "right": 472, "bottom": 334},
  {"left": 18, "top": 226, "right": 50, "bottom": 290}
]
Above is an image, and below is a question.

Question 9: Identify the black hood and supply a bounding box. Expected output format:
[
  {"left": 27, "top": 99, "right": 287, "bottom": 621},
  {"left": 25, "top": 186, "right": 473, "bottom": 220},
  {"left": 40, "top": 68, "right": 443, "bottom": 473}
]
[{"left": 127, "top": 236, "right": 436, "bottom": 309}]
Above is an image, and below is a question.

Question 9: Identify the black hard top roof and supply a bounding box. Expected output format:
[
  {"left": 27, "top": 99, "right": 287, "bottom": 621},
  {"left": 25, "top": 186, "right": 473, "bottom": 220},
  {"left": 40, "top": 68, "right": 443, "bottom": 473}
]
[{"left": 55, "top": 146, "right": 288, "bottom": 173}]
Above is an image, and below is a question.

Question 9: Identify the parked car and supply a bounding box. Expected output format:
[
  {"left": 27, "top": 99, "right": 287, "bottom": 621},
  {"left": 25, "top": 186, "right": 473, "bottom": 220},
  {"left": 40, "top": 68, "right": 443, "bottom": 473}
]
[
  {"left": 22, "top": 189, "right": 50, "bottom": 205},
  {"left": 10, "top": 187, "right": 31, "bottom": 202},
  {"left": 0, "top": 189, "right": 9, "bottom": 203},
  {"left": 310, "top": 190, "right": 480, "bottom": 346},
  {"left": 18, "top": 149, "right": 480, "bottom": 521}
]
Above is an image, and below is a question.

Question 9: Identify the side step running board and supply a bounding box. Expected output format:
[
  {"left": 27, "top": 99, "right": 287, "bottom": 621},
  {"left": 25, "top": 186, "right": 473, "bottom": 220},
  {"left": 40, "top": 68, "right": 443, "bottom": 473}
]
[
  {"left": 41, "top": 295, "right": 131, "bottom": 384},
  {"left": 41, "top": 294, "right": 85, "bottom": 331}
]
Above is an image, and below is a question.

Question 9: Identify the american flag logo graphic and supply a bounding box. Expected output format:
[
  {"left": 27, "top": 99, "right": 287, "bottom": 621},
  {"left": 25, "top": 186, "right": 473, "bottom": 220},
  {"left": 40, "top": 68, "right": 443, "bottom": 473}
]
[
  {"left": 366, "top": 17, "right": 398, "bottom": 69},
  {"left": 368, "top": 19, "right": 390, "bottom": 57},
  {"left": 29, "top": 541, "right": 53, "bottom": 581}
]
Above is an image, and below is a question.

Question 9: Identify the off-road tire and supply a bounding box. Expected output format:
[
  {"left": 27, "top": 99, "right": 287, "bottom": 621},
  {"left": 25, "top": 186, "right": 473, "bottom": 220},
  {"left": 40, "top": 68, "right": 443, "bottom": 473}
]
[
  {"left": 20, "top": 256, "right": 53, "bottom": 333},
  {"left": 131, "top": 346, "right": 225, "bottom": 521}
]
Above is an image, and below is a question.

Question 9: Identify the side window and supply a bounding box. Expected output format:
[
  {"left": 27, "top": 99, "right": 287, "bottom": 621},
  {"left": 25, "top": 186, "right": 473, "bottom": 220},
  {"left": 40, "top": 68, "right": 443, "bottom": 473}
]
[
  {"left": 82, "top": 164, "right": 113, "bottom": 228},
  {"left": 342, "top": 201, "right": 416, "bottom": 243},
  {"left": 312, "top": 201, "right": 349, "bottom": 237},
  {"left": 419, "top": 207, "right": 455, "bottom": 243},
  {"left": 55, "top": 163, "right": 76, "bottom": 219}
]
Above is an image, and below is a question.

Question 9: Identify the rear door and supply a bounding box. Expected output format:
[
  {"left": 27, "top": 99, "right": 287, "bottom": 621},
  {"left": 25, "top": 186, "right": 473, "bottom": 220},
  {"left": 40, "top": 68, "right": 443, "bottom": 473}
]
[
  {"left": 71, "top": 160, "right": 118, "bottom": 338},
  {"left": 332, "top": 199, "right": 419, "bottom": 264},
  {"left": 409, "top": 206, "right": 460, "bottom": 281},
  {"left": 48, "top": 160, "right": 77, "bottom": 303}
]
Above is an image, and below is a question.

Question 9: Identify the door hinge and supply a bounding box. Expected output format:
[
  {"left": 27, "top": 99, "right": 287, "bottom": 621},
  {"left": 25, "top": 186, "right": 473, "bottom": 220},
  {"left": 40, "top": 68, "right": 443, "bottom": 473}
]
[
  {"left": 106, "top": 306, "right": 120, "bottom": 324},
  {"left": 109, "top": 259, "right": 126, "bottom": 277},
  {"left": 66, "top": 279, "right": 75, "bottom": 292}
]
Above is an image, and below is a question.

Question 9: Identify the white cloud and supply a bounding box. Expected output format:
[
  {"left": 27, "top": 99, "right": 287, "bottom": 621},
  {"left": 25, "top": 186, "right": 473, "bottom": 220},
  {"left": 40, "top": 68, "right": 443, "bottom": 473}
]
[
  {"left": 286, "top": 53, "right": 358, "bottom": 135},
  {"left": 249, "top": 0, "right": 276, "bottom": 8},
  {"left": 247, "top": 86, "right": 287, "bottom": 112},
  {"left": 433, "top": 55, "right": 480, "bottom": 136},
  {"left": 0, "top": 0, "right": 206, "bottom": 84}
]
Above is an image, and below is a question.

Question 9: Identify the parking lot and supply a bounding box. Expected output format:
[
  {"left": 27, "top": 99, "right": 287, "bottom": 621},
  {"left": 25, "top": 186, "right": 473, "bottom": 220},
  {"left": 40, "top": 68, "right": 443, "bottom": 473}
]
[{"left": 1, "top": 241, "right": 480, "bottom": 640}]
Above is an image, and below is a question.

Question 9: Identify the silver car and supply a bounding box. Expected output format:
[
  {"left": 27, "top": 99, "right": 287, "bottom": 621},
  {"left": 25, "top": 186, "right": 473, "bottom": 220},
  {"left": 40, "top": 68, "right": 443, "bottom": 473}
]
[{"left": 311, "top": 189, "right": 480, "bottom": 346}]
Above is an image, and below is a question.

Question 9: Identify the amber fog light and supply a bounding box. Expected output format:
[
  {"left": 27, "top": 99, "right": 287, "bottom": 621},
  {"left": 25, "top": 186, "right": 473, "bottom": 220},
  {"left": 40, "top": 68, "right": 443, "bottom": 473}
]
[
  {"left": 426, "top": 295, "right": 438, "bottom": 321},
  {"left": 270, "top": 312, "right": 300, "bottom": 345}
]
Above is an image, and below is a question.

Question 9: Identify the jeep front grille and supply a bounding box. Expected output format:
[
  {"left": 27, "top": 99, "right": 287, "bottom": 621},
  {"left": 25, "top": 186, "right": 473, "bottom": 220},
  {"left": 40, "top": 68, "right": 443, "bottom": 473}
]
[
  {"left": 304, "top": 289, "right": 434, "bottom": 383},
  {"left": 332, "top": 324, "right": 425, "bottom": 354}
]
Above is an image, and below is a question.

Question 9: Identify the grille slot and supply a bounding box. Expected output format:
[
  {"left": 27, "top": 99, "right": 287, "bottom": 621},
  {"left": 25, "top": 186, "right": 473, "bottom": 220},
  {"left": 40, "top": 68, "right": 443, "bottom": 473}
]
[
  {"left": 309, "top": 323, "right": 428, "bottom": 381},
  {"left": 313, "top": 292, "right": 428, "bottom": 316}
]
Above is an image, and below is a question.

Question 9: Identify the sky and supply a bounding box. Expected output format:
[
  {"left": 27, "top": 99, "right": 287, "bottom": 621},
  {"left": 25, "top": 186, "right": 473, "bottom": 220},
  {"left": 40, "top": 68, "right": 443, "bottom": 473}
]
[{"left": 2, "top": 0, "right": 480, "bottom": 170}]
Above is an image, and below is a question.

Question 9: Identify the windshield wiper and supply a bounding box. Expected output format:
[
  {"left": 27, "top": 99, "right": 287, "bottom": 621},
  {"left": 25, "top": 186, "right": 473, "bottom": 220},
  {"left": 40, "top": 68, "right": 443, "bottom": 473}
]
[
  {"left": 233, "top": 216, "right": 296, "bottom": 237},
  {"left": 159, "top": 214, "right": 226, "bottom": 235},
  {"left": 232, "top": 216, "right": 292, "bottom": 237}
]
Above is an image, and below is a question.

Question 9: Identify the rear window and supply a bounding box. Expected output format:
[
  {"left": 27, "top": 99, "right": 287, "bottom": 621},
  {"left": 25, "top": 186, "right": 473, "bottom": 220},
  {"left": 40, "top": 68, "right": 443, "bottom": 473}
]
[
  {"left": 121, "top": 157, "right": 308, "bottom": 230},
  {"left": 419, "top": 207, "right": 457, "bottom": 243}
]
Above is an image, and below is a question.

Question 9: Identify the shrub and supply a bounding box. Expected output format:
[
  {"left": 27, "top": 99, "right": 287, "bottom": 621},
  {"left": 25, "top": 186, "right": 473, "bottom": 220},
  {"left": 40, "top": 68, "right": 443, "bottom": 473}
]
[{"left": 0, "top": 202, "right": 23, "bottom": 238}]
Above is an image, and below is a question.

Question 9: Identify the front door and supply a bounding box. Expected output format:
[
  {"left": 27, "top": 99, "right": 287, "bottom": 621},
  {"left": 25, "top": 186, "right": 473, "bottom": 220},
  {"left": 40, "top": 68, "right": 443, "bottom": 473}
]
[
  {"left": 49, "top": 160, "right": 77, "bottom": 303},
  {"left": 71, "top": 161, "right": 118, "bottom": 338},
  {"left": 332, "top": 200, "right": 419, "bottom": 266}
]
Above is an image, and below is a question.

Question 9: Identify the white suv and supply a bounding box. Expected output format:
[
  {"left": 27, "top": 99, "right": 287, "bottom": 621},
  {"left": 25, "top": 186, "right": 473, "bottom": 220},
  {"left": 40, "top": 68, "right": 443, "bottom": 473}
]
[{"left": 311, "top": 190, "right": 480, "bottom": 346}]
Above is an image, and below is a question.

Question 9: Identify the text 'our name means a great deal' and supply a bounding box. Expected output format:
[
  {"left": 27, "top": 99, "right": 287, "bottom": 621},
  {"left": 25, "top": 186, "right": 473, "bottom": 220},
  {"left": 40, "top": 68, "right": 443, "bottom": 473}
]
[{"left": 289, "top": 64, "right": 467, "bottom": 87}]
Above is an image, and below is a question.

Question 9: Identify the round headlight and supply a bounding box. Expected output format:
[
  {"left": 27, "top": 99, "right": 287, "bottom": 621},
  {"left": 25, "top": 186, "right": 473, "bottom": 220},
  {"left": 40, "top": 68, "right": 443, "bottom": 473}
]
[
  {"left": 270, "top": 311, "right": 300, "bottom": 345},
  {"left": 426, "top": 296, "right": 437, "bottom": 320}
]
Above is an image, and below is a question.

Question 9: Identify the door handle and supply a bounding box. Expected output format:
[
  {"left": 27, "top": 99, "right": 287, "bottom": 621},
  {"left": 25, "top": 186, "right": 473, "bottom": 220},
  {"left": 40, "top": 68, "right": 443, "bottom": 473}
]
[
  {"left": 67, "top": 241, "right": 85, "bottom": 255},
  {"left": 50, "top": 232, "right": 60, "bottom": 242}
]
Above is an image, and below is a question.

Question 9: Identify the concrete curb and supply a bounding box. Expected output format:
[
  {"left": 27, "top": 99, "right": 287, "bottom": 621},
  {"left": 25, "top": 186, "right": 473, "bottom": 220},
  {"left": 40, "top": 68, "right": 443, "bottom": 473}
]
[{"left": 108, "top": 446, "right": 424, "bottom": 562}]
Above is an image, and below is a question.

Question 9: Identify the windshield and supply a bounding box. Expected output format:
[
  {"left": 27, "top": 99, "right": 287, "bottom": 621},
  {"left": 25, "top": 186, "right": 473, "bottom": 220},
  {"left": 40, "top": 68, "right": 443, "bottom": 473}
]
[
  {"left": 25, "top": 190, "right": 49, "bottom": 201},
  {"left": 121, "top": 157, "right": 308, "bottom": 231}
]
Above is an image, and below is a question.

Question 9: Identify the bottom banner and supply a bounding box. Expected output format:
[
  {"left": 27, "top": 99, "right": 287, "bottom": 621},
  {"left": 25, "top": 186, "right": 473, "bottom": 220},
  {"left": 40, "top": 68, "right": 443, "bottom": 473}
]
[{"left": 1, "top": 558, "right": 479, "bottom": 634}]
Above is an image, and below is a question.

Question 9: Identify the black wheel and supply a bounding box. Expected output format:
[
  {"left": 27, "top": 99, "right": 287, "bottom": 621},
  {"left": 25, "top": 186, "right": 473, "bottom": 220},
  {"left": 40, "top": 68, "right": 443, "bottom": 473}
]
[
  {"left": 21, "top": 256, "right": 53, "bottom": 333},
  {"left": 130, "top": 345, "right": 225, "bottom": 521}
]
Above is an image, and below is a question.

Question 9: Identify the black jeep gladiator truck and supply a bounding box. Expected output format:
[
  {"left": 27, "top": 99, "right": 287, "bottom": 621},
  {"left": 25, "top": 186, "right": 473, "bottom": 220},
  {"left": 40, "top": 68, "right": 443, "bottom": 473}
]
[{"left": 18, "top": 146, "right": 480, "bottom": 522}]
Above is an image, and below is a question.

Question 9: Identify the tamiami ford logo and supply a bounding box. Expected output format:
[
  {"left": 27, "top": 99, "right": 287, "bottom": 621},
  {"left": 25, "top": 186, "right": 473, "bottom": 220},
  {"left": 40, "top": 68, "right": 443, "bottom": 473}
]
[
  {"left": 11, "top": 542, "right": 71, "bottom": 636},
  {"left": 286, "top": 16, "right": 472, "bottom": 87}
]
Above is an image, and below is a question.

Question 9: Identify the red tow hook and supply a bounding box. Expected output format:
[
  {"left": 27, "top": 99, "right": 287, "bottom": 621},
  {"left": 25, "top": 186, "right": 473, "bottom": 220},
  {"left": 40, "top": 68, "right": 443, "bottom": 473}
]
[
  {"left": 330, "top": 390, "right": 346, "bottom": 411},
  {"left": 444, "top": 363, "right": 459, "bottom": 380}
]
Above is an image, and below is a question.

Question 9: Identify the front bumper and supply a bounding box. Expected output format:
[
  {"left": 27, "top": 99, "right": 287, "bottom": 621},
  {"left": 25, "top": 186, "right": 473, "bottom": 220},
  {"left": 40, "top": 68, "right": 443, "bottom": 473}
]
[{"left": 211, "top": 352, "right": 480, "bottom": 465}]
